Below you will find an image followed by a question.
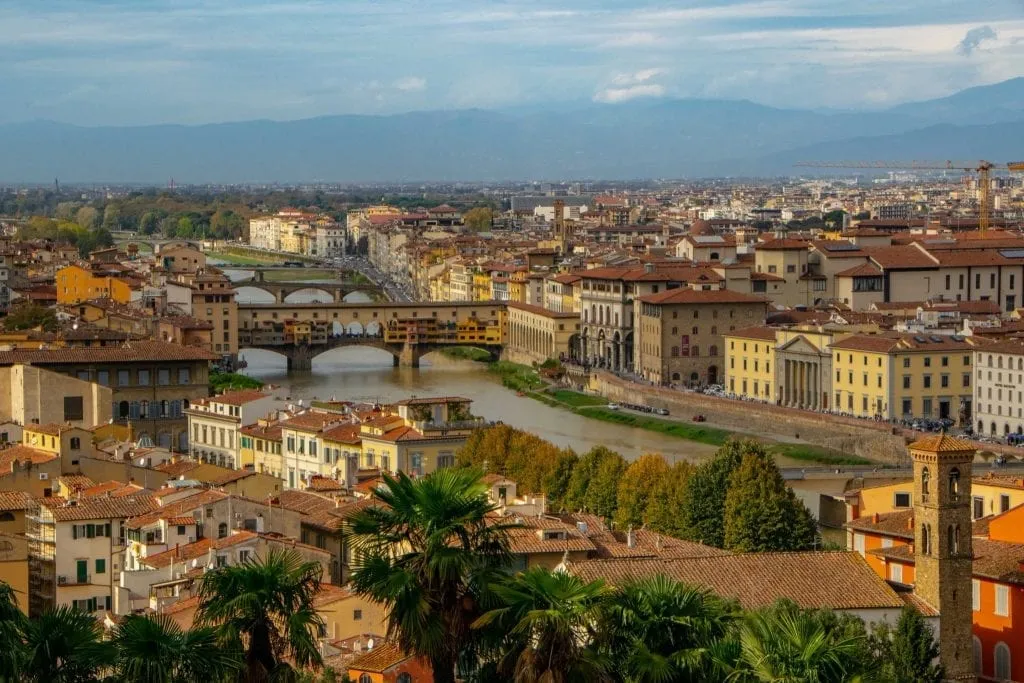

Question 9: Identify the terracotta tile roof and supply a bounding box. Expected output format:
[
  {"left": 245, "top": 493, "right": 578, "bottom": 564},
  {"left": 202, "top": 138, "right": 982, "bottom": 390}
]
[
  {"left": 58, "top": 475, "right": 96, "bottom": 492},
  {"left": 909, "top": 433, "right": 976, "bottom": 453},
  {"left": 307, "top": 475, "right": 346, "bottom": 492},
  {"left": 82, "top": 482, "right": 144, "bottom": 498},
  {"left": 391, "top": 396, "right": 471, "bottom": 406},
  {"left": 827, "top": 334, "right": 900, "bottom": 353},
  {"left": 280, "top": 412, "right": 341, "bottom": 432},
  {"left": 638, "top": 287, "right": 768, "bottom": 306},
  {"left": 26, "top": 423, "right": 67, "bottom": 436},
  {"left": 506, "top": 302, "right": 580, "bottom": 319},
  {"left": 835, "top": 263, "right": 882, "bottom": 278},
  {"left": 749, "top": 272, "right": 785, "bottom": 281},
  {"left": 0, "top": 445, "right": 58, "bottom": 474},
  {"left": 724, "top": 326, "right": 777, "bottom": 341},
  {"left": 153, "top": 460, "right": 202, "bottom": 478},
  {"left": 899, "top": 591, "right": 939, "bottom": 617},
  {"left": 865, "top": 245, "right": 938, "bottom": 269},
  {"left": 164, "top": 516, "right": 198, "bottom": 526},
  {"left": 756, "top": 238, "right": 809, "bottom": 250},
  {"left": 273, "top": 490, "right": 351, "bottom": 532},
  {"left": 161, "top": 595, "right": 200, "bottom": 616},
  {"left": 322, "top": 424, "right": 361, "bottom": 444},
  {"left": 312, "top": 583, "right": 354, "bottom": 608},
  {"left": 209, "top": 469, "right": 257, "bottom": 486},
  {"left": 0, "top": 490, "right": 33, "bottom": 511},
  {"left": 240, "top": 423, "right": 283, "bottom": 441},
  {"left": 347, "top": 641, "right": 412, "bottom": 673},
  {"left": 126, "top": 490, "right": 228, "bottom": 529},
  {"left": 203, "top": 390, "right": 272, "bottom": 407},
  {"left": 562, "top": 514, "right": 728, "bottom": 560},
  {"left": 570, "top": 552, "right": 903, "bottom": 610},
  {"left": 0, "top": 340, "right": 218, "bottom": 365},
  {"left": 845, "top": 510, "right": 915, "bottom": 541},
  {"left": 42, "top": 494, "right": 157, "bottom": 522},
  {"left": 502, "top": 514, "right": 596, "bottom": 555},
  {"left": 871, "top": 538, "right": 1024, "bottom": 586}
]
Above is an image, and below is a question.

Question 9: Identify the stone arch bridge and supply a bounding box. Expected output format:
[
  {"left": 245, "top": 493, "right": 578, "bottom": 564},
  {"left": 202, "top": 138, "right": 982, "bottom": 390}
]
[{"left": 238, "top": 300, "right": 506, "bottom": 371}]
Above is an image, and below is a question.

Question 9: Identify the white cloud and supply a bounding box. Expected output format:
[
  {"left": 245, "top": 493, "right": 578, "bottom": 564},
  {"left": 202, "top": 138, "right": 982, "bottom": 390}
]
[
  {"left": 594, "top": 83, "right": 666, "bottom": 103},
  {"left": 393, "top": 76, "right": 427, "bottom": 92},
  {"left": 611, "top": 68, "right": 665, "bottom": 85},
  {"left": 600, "top": 32, "right": 663, "bottom": 48}
]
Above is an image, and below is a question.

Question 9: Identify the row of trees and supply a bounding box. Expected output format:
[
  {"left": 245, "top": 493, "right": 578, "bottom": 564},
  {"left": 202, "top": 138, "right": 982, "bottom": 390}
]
[
  {"left": 0, "top": 469, "right": 942, "bottom": 682},
  {"left": 17, "top": 216, "right": 115, "bottom": 257},
  {"left": 348, "top": 468, "right": 942, "bottom": 683},
  {"left": 457, "top": 428, "right": 819, "bottom": 552}
]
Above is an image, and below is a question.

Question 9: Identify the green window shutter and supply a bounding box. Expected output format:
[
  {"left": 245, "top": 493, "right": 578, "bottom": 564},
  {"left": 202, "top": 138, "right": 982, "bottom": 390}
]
[
  {"left": 72, "top": 526, "right": 78, "bottom": 540},
  {"left": 86, "top": 524, "right": 95, "bottom": 538},
  {"left": 105, "top": 523, "right": 112, "bottom": 537},
  {"left": 95, "top": 559, "right": 106, "bottom": 574}
]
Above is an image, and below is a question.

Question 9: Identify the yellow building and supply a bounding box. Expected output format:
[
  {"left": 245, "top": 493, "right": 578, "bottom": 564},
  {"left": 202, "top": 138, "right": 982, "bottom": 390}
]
[
  {"left": 472, "top": 271, "right": 492, "bottom": 301},
  {"left": 239, "top": 420, "right": 283, "bottom": 472},
  {"left": 830, "top": 334, "right": 978, "bottom": 422},
  {"left": 56, "top": 264, "right": 137, "bottom": 305},
  {"left": 506, "top": 302, "right": 581, "bottom": 365},
  {"left": 315, "top": 586, "right": 387, "bottom": 642},
  {"left": 0, "top": 531, "right": 29, "bottom": 614},
  {"left": 846, "top": 472, "right": 1024, "bottom": 525},
  {"left": 723, "top": 326, "right": 777, "bottom": 402}
]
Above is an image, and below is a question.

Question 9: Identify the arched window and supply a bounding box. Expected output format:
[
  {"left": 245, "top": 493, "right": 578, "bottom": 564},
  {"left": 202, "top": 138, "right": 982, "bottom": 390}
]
[
  {"left": 920, "top": 523, "right": 930, "bottom": 555},
  {"left": 69, "top": 437, "right": 81, "bottom": 450},
  {"left": 671, "top": 372, "right": 680, "bottom": 381},
  {"left": 709, "top": 345, "right": 719, "bottom": 357},
  {"left": 949, "top": 467, "right": 960, "bottom": 497},
  {"left": 689, "top": 372, "right": 699, "bottom": 383},
  {"left": 948, "top": 525, "right": 960, "bottom": 556},
  {"left": 973, "top": 636, "right": 982, "bottom": 675},
  {"left": 995, "top": 642, "right": 1011, "bottom": 680},
  {"left": 979, "top": 420, "right": 985, "bottom": 433},
  {"left": 397, "top": 674, "right": 413, "bottom": 683},
  {"left": 921, "top": 467, "right": 930, "bottom": 495},
  {"left": 359, "top": 675, "right": 373, "bottom": 683},
  {"left": 218, "top": 522, "right": 228, "bottom": 539}
]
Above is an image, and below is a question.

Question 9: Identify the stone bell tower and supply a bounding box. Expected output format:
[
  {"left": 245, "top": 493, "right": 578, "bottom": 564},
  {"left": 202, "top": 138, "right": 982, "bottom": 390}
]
[{"left": 910, "top": 433, "right": 975, "bottom": 681}]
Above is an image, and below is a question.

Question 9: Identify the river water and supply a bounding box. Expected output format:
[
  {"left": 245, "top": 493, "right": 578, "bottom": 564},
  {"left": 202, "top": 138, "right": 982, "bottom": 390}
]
[{"left": 225, "top": 264, "right": 720, "bottom": 462}]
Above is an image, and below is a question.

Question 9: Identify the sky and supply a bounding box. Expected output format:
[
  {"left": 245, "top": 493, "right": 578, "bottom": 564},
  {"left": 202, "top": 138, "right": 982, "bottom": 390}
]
[{"left": 1, "top": 0, "right": 1023, "bottom": 125}]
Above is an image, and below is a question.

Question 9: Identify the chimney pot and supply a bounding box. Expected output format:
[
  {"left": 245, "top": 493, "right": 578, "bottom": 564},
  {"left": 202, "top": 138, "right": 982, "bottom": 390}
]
[{"left": 872, "top": 512, "right": 880, "bottom": 524}]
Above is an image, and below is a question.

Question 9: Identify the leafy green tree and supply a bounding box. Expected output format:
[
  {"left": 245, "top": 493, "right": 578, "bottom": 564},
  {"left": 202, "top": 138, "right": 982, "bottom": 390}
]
[
  {"left": 614, "top": 454, "right": 669, "bottom": 529},
  {"left": 463, "top": 207, "right": 493, "bottom": 231},
  {"left": 728, "top": 603, "right": 873, "bottom": 682},
  {"left": 601, "top": 575, "right": 734, "bottom": 683},
  {"left": 870, "top": 606, "right": 943, "bottom": 683},
  {"left": 102, "top": 204, "right": 121, "bottom": 231},
  {"left": 211, "top": 209, "right": 246, "bottom": 239},
  {"left": 347, "top": 469, "right": 513, "bottom": 683},
  {"left": 3, "top": 303, "right": 58, "bottom": 332},
  {"left": 543, "top": 449, "right": 579, "bottom": 511},
  {"left": 645, "top": 462, "right": 694, "bottom": 538},
  {"left": 176, "top": 216, "right": 195, "bottom": 238},
  {"left": 112, "top": 613, "right": 242, "bottom": 683},
  {"left": 75, "top": 206, "right": 99, "bottom": 230},
  {"left": 20, "top": 605, "right": 116, "bottom": 683},
  {"left": 586, "top": 450, "right": 627, "bottom": 519},
  {"left": 722, "top": 447, "right": 819, "bottom": 552},
  {"left": 679, "top": 440, "right": 746, "bottom": 547},
  {"left": 0, "top": 581, "right": 25, "bottom": 681},
  {"left": 474, "top": 567, "right": 612, "bottom": 682},
  {"left": 196, "top": 549, "right": 324, "bottom": 681},
  {"left": 139, "top": 211, "right": 160, "bottom": 235}
]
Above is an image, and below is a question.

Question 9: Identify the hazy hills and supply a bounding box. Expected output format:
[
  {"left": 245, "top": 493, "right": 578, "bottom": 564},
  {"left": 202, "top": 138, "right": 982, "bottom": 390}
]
[{"left": 2, "top": 78, "right": 1023, "bottom": 183}]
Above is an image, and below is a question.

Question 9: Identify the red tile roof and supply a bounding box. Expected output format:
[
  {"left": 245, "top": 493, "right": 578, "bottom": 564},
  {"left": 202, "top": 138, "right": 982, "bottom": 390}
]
[
  {"left": 0, "top": 445, "right": 57, "bottom": 475},
  {"left": 0, "top": 340, "right": 217, "bottom": 364},
  {"left": 637, "top": 288, "right": 768, "bottom": 306}
]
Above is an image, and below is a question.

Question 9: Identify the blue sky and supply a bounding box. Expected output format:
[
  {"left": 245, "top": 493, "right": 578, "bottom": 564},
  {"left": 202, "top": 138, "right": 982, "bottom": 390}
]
[{"left": 1, "top": 0, "right": 1022, "bottom": 125}]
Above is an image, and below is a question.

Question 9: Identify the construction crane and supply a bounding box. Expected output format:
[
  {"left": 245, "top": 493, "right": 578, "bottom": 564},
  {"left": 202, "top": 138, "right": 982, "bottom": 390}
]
[{"left": 795, "top": 160, "right": 1023, "bottom": 232}]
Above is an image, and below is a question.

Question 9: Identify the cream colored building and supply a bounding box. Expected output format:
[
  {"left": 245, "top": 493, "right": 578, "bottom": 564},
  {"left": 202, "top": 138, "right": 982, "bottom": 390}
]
[
  {"left": 0, "top": 365, "right": 112, "bottom": 444},
  {"left": 973, "top": 338, "right": 1024, "bottom": 436},
  {"left": 506, "top": 302, "right": 581, "bottom": 364},
  {"left": 187, "top": 389, "right": 289, "bottom": 469}
]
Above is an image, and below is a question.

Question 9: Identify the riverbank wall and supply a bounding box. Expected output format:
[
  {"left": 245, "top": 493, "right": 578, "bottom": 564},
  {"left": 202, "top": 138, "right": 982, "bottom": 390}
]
[{"left": 588, "top": 371, "right": 909, "bottom": 465}]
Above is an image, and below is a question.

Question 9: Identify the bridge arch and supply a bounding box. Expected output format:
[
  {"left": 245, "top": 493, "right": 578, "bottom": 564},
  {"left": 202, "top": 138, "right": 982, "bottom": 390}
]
[{"left": 283, "top": 287, "right": 335, "bottom": 304}]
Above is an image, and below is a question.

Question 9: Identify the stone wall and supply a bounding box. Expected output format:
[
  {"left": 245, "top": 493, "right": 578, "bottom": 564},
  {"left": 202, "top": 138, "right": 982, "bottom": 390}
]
[{"left": 588, "top": 371, "right": 909, "bottom": 464}]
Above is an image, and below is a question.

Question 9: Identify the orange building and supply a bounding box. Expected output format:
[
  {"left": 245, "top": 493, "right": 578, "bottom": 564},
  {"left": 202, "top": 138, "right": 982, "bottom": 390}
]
[
  {"left": 56, "top": 264, "right": 138, "bottom": 304},
  {"left": 346, "top": 641, "right": 432, "bottom": 683},
  {"left": 848, "top": 493, "right": 1024, "bottom": 681}
]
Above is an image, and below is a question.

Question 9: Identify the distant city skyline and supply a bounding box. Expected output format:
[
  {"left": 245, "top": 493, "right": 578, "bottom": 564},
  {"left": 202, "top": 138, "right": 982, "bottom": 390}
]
[{"left": 1, "top": 0, "right": 1022, "bottom": 126}]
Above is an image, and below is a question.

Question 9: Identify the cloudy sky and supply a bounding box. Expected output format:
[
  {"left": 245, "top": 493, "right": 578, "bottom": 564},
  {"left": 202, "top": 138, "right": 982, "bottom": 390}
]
[{"left": 1, "top": 0, "right": 1022, "bottom": 125}]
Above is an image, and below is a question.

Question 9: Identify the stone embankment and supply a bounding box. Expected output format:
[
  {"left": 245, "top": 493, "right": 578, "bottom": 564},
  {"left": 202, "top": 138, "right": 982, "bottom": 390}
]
[{"left": 587, "top": 371, "right": 909, "bottom": 464}]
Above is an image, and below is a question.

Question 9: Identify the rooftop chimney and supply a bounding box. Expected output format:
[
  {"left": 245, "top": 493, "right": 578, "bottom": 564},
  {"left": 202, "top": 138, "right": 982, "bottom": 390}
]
[
  {"left": 626, "top": 525, "right": 636, "bottom": 549},
  {"left": 872, "top": 512, "right": 880, "bottom": 524}
]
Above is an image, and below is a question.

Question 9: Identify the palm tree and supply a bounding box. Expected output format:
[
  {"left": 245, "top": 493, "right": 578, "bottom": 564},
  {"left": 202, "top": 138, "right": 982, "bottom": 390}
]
[
  {"left": 602, "top": 575, "right": 734, "bottom": 683},
  {"left": 347, "top": 468, "right": 514, "bottom": 683},
  {"left": 20, "top": 605, "right": 115, "bottom": 683},
  {"left": 112, "top": 612, "right": 242, "bottom": 682},
  {"left": 0, "top": 580, "right": 26, "bottom": 680},
  {"left": 473, "top": 567, "right": 612, "bottom": 683},
  {"left": 729, "top": 606, "right": 873, "bottom": 682},
  {"left": 196, "top": 548, "right": 324, "bottom": 681}
]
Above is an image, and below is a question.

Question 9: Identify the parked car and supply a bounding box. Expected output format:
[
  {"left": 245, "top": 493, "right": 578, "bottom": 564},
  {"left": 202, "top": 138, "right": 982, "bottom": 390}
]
[
  {"left": 607, "top": 403, "right": 620, "bottom": 410},
  {"left": 657, "top": 408, "right": 670, "bottom": 416}
]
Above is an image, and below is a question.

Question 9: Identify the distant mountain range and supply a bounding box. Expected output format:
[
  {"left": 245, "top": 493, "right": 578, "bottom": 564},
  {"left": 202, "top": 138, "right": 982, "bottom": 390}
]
[{"left": 3, "top": 78, "right": 1024, "bottom": 183}]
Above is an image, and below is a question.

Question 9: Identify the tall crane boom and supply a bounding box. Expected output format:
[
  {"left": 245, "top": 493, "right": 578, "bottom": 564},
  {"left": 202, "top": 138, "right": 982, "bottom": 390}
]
[{"left": 794, "top": 160, "right": 1020, "bottom": 232}]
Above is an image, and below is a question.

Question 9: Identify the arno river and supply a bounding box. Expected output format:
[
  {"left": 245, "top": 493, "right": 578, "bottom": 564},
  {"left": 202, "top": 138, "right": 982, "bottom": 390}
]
[{"left": 230, "top": 273, "right": 726, "bottom": 463}]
